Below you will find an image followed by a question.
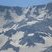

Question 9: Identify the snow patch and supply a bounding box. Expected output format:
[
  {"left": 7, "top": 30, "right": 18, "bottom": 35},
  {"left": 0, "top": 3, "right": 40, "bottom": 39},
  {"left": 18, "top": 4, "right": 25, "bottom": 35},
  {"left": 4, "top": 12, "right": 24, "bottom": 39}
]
[
  {"left": 48, "top": 26, "right": 52, "bottom": 31},
  {"left": 27, "top": 21, "right": 38, "bottom": 26},
  {"left": 28, "top": 33, "right": 34, "bottom": 36},
  {"left": 0, "top": 34, "right": 8, "bottom": 49},
  {"left": 0, "top": 48, "right": 16, "bottom": 52},
  {"left": 10, "top": 31, "right": 25, "bottom": 47}
]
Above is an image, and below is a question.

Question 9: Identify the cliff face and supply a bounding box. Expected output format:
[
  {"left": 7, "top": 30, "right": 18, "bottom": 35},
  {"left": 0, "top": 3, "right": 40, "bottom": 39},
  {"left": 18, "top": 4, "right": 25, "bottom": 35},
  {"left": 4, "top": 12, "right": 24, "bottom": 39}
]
[{"left": 0, "top": 3, "right": 52, "bottom": 52}]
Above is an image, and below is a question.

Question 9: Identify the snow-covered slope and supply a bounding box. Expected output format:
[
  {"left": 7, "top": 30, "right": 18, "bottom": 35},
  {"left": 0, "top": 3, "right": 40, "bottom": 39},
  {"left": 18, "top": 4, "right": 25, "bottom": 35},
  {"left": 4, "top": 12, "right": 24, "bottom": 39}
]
[{"left": 0, "top": 2, "right": 52, "bottom": 52}]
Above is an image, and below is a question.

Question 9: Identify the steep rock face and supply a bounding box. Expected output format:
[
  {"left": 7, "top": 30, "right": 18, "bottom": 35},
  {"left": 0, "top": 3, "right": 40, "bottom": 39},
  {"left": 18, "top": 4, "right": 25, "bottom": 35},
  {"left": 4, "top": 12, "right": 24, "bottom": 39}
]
[{"left": 0, "top": 2, "right": 52, "bottom": 52}]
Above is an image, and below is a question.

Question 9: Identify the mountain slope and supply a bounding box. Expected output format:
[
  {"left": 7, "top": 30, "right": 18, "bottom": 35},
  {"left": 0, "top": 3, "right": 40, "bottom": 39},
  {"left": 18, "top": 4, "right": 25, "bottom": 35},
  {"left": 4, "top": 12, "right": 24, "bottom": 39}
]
[{"left": 0, "top": 2, "right": 52, "bottom": 52}]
